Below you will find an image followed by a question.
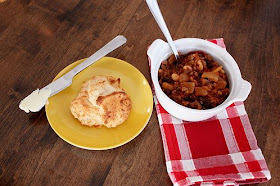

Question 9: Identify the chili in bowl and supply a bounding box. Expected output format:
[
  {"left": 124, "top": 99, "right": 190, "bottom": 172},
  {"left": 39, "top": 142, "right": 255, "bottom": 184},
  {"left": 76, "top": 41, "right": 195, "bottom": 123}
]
[
  {"left": 158, "top": 52, "right": 230, "bottom": 110},
  {"left": 148, "top": 38, "right": 252, "bottom": 121}
]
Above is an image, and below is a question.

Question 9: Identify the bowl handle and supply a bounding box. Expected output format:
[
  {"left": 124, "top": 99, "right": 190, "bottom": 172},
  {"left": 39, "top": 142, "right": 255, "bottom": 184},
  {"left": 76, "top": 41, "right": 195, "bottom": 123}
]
[
  {"left": 235, "top": 79, "right": 252, "bottom": 101},
  {"left": 147, "top": 39, "right": 167, "bottom": 62}
]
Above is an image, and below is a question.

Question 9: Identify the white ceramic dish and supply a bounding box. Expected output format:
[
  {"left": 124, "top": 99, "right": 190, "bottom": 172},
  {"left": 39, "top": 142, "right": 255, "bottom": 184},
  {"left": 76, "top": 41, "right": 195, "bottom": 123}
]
[{"left": 147, "top": 38, "right": 252, "bottom": 121}]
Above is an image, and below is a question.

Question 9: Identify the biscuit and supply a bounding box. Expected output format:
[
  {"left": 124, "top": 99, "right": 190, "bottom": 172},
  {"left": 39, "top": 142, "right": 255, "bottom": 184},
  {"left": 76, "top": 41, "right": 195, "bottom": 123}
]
[{"left": 70, "top": 76, "right": 131, "bottom": 128}]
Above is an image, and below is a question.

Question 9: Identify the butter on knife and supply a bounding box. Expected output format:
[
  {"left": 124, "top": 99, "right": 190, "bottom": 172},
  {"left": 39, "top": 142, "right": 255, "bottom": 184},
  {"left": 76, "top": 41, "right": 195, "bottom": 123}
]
[{"left": 19, "top": 89, "right": 51, "bottom": 113}]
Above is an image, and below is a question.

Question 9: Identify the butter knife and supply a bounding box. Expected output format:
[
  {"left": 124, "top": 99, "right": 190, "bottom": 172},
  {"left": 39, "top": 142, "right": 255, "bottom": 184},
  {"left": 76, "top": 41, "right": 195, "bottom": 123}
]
[{"left": 19, "top": 35, "right": 127, "bottom": 113}]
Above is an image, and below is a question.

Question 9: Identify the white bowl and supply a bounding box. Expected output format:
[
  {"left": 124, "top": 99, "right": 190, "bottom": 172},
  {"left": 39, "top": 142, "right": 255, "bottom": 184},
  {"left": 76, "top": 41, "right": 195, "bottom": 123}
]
[{"left": 147, "top": 38, "right": 252, "bottom": 121}]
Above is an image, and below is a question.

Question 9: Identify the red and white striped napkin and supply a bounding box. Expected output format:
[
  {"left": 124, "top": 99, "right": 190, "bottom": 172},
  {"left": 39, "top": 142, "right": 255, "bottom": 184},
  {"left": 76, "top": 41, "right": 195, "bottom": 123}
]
[{"left": 148, "top": 39, "right": 271, "bottom": 186}]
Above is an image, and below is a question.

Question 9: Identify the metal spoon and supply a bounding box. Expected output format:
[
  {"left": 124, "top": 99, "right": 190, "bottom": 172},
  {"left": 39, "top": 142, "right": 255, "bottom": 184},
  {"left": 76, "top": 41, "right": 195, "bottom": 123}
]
[{"left": 146, "top": 0, "right": 179, "bottom": 60}]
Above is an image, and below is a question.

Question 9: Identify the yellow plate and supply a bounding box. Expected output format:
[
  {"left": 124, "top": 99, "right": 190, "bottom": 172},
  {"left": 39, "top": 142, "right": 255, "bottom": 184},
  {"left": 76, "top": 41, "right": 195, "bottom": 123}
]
[{"left": 45, "top": 57, "right": 153, "bottom": 150}]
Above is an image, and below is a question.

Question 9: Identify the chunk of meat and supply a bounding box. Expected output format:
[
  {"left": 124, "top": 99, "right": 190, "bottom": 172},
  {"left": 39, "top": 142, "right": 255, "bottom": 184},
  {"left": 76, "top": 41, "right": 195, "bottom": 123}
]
[{"left": 195, "top": 87, "right": 208, "bottom": 96}]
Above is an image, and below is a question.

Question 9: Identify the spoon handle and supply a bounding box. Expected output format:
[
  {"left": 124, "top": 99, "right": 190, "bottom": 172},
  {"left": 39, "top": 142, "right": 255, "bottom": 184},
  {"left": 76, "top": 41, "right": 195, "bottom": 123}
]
[{"left": 146, "top": 0, "right": 179, "bottom": 58}]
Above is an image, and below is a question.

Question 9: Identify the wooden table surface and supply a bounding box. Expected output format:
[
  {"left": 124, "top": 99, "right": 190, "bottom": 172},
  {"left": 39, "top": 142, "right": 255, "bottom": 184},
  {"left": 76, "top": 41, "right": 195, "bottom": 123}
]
[{"left": 0, "top": 0, "right": 279, "bottom": 185}]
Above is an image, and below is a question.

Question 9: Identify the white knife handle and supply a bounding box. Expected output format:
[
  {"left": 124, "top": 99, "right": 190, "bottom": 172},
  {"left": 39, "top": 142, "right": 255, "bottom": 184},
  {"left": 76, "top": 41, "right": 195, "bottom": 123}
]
[{"left": 65, "top": 35, "right": 127, "bottom": 78}]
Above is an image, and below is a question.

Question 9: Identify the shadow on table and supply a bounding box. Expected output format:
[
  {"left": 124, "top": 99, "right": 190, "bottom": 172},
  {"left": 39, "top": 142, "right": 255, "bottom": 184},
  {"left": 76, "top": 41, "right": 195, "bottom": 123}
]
[{"left": 28, "top": 108, "right": 48, "bottom": 125}]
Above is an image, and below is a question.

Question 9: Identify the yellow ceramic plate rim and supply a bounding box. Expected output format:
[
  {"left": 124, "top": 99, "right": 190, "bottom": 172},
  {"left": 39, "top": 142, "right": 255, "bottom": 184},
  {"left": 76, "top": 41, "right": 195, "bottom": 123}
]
[{"left": 45, "top": 57, "right": 153, "bottom": 150}]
